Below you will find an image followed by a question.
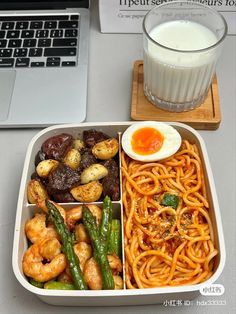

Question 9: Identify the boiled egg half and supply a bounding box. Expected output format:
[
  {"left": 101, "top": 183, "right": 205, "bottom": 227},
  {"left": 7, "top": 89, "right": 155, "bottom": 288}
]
[{"left": 121, "top": 121, "right": 181, "bottom": 162}]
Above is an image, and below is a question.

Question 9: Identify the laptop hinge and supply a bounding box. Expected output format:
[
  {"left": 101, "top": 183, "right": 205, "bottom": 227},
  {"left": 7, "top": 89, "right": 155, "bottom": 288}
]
[{"left": 0, "top": 1, "right": 89, "bottom": 10}]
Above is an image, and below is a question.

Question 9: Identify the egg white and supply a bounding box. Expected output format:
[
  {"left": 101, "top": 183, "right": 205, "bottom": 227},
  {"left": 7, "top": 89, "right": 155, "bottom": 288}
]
[{"left": 121, "top": 121, "right": 182, "bottom": 162}]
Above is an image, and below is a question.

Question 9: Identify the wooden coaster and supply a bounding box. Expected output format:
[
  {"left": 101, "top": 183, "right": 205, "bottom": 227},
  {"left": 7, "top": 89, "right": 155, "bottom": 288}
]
[{"left": 131, "top": 61, "right": 221, "bottom": 130}]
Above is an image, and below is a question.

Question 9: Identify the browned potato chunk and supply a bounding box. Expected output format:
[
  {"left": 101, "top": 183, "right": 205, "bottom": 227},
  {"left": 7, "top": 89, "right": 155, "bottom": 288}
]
[
  {"left": 27, "top": 179, "right": 48, "bottom": 204},
  {"left": 92, "top": 138, "right": 119, "bottom": 160},
  {"left": 113, "top": 275, "right": 123, "bottom": 290},
  {"left": 63, "top": 148, "right": 81, "bottom": 170},
  {"left": 80, "top": 163, "right": 108, "bottom": 184},
  {"left": 83, "top": 257, "right": 102, "bottom": 290},
  {"left": 73, "top": 139, "right": 85, "bottom": 151},
  {"left": 70, "top": 181, "right": 103, "bottom": 202},
  {"left": 75, "top": 223, "right": 90, "bottom": 243},
  {"left": 36, "top": 159, "right": 59, "bottom": 178},
  {"left": 73, "top": 242, "right": 92, "bottom": 271}
]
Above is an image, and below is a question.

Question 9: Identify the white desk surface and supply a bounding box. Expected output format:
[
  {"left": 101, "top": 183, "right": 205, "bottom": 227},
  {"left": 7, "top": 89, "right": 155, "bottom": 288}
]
[{"left": 0, "top": 1, "right": 235, "bottom": 313}]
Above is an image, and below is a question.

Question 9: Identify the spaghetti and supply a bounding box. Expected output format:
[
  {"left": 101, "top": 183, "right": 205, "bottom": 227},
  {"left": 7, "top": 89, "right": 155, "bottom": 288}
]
[{"left": 122, "top": 139, "right": 218, "bottom": 289}]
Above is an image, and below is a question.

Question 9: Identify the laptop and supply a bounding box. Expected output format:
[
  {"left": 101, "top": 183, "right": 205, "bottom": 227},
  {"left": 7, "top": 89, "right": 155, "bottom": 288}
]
[{"left": 0, "top": 0, "right": 90, "bottom": 127}]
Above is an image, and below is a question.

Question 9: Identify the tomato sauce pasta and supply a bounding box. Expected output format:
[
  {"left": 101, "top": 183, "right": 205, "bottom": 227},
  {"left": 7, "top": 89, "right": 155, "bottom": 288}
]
[{"left": 121, "top": 140, "right": 217, "bottom": 289}]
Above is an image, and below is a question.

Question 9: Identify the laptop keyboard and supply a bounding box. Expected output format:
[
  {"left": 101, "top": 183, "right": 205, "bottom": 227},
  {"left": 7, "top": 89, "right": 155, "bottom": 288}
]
[{"left": 0, "top": 14, "right": 79, "bottom": 68}]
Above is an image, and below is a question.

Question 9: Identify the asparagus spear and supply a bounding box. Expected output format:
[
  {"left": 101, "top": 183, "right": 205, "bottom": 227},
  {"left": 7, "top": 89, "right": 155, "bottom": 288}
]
[
  {"left": 108, "top": 219, "right": 122, "bottom": 258},
  {"left": 29, "top": 278, "right": 44, "bottom": 288},
  {"left": 82, "top": 204, "right": 115, "bottom": 290},
  {"left": 99, "top": 195, "right": 113, "bottom": 252},
  {"left": 44, "top": 281, "right": 75, "bottom": 290},
  {"left": 46, "top": 200, "right": 87, "bottom": 290}
]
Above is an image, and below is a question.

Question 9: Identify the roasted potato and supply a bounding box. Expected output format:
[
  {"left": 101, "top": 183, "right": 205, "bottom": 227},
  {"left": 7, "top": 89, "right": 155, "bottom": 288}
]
[
  {"left": 80, "top": 163, "right": 108, "bottom": 184},
  {"left": 36, "top": 159, "right": 59, "bottom": 178},
  {"left": 92, "top": 138, "right": 119, "bottom": 160},
  {"left": 63, "top": 148, "right": 81, "bottom": 170},
  {"left": 70, "top": 181, "right": 103, "bottom": 202},
  {"left": 75, "top": 224, "right": 90, "bottom": 244},
  {"left": 27, "top": 179, "right": 48, "bottom": 204},
  {"left": 73, "top": 139, "right": 85, "bottom": 151}
]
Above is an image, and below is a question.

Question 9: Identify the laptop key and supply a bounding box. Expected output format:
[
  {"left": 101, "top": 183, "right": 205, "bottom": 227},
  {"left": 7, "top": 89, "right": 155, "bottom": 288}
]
[
  {"left": 36, "top": 30, "right": 49, "bottom": 38},
  {"left": 65, "top": 29, "right": 78, "bottom": 37},
  {"left": 15, "top": 58, "right": 30, "bottom": 67},
  {"left": 7, "top": 30, "right": 20, "bottom": 39},
  {"left": 23, "top": 39, "right": 37, "bottom": 47},
  {"left": 0, "top": 58, "right": 14, "bottom": 67},
  {"left": 44, "top": 47, "right": 77, "bottom": 57},
  {"left": 58, "top": 21, "right": 78, "bottom": 29},
  {"left": 21, "top": 30, "right": 35, "bottom": 38},
  {"left": 8, "top": 39, "right": 22, "bottom": 48},
  {"left": 62, "top": 61, "right": 76, "bottom": 67},
  {"left": 15, "top": 21, "right": 29, "bottom": 30},
  {"left": 0, "top": 15, "right": 69, "bottom": 22},
  {"left": 1, "top": 22, "right": 15, "bottom": 30},
  {"left": 0, "top": 31, "right": 6, "bottom": 39},
  {"left": 0, "top": 40, "right": 7, "bottom": 48},
  {"left": 70, "top": 15, "right": 79, "bottom": 20},
  {"left": 44, "top": 21, "right": 57, "bottom": 29},
  {"left": 50, "top": 29, "right": 63, "bottom": 38},
  {"left": 38, "top": 39, "right": 51, "bottom": 47},
  {"left": 29, "top": 48, "right": 43, "bottom": 57},
  {"left": 46, "top": 57, "right": 60, "bottom": 67},
  {"left": 14, "top": 48, "right": 28, "bottom": 57},
  {"left": 30, "top": 21, "right": 43, "bottom": 29},
  {"left": 53, "top": 38, "right": 77, "bottom": 47},
  {"left": 31, "top": 61, "right": 45, "bottom": 67},
  {"left": 0, "top": 49, "right": 13, "bottom": 58}
]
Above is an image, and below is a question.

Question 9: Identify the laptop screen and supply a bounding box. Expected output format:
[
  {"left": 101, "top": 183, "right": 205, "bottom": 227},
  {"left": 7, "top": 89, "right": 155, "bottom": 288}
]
[{"left": 0, "top": 1, "right": 89, "bottom": 10}]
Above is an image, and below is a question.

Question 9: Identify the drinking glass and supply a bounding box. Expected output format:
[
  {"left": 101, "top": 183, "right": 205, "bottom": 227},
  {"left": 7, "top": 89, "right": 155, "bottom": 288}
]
[{"left": 143, "top": 0, "right": 227, "bottom": 112}]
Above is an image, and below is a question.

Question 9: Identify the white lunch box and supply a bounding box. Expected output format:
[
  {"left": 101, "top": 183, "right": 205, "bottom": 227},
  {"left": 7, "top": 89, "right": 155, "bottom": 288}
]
[{"left": 12, "top": 121, "right": 225, "bottom": 306}]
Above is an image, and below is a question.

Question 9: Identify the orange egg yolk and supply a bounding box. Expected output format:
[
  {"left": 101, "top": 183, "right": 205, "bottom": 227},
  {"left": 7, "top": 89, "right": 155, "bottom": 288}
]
[{"left": 131, "top": 127, "right": 164, "bottom": 155}]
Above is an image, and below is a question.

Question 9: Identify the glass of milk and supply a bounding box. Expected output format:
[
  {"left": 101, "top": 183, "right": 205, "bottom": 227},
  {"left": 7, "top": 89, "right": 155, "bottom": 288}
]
[{"left": 143, "top": 1, "right": 227, "bottom": 112}]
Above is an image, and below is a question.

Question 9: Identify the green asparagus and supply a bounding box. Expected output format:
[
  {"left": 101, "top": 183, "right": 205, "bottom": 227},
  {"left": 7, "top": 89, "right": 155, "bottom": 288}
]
[
  {"left": 44, "top": 281, "right": 75, "bottom": 290},
  {"left": 99, "top": 195, "right": 113, "bottom": 252},
  {"left": 82, "top": 204, "right": 115, "bottom": 290},
  {"left": 108, "top": 219, "right": 122, "bottom": 258},
  {"left": 46, "top": 200, "right": 87, "bottom": 290},
  {"left": 29, "top": 278, "right": 44, "bottom": 288}
]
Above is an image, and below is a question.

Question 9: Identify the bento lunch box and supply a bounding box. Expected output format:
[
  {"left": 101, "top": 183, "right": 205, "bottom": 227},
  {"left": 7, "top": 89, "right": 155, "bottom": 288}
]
[{"left": 12, "top": 121, "right": 225, "bottom": 306}]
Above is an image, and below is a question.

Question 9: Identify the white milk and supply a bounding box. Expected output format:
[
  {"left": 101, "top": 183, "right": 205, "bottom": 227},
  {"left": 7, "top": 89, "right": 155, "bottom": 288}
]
[{"left": 144, "top": 20, "right": 219, "bottom": 109}]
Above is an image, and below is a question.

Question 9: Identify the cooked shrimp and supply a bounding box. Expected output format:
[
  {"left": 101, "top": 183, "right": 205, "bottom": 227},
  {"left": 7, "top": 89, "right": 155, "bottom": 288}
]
[
  {"left": 25, "top": 213, "right": 58, "bottom": 243},
  {"left": 22, "top": 238, "right": 66, "bottom": 282},
  {"left": 39, "top": 238, "right": 61, "bottom": 261},
  {"left": 83, "top": 257, "right": 102, "bottom": 290},
  {"left": 66, "top": 204, "right": 102, "bottom": 230},
  {"left": 37, "top": 199, "right": 66, "bottom": 221},
  {"left": 74, "top": 223, "right": 90, "bottom": 243},
  {"left": 107, "top": 254, "right": 122, "bottom": 274},
  {"left": 113, "top": 275, "right": 123, "bottom": 290},
  {"left": 88, "top": 204, "right": 102, "bottom": 225},
  {"left": 66, "top": 206, "right": 82, "bottom": 230},
  {"left": 83, "top": 257, "right": 123, "bottom": 290},
  {"left": 57, "top": 271, "right": 73, "bottom": 284},
  {"left": 73, "top": 242, "right": 92, "bottom": 271}
]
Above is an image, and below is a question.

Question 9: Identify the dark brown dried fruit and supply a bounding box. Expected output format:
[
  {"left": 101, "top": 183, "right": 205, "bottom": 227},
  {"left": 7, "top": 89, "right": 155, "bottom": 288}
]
[
  {"left": 52, "top": 192, "right": 76, "bottom": 203},
  {"left": 83, "top": 129, "right": 109, "bottom": 148},
  {"left": 42, "top": 133, "right": 73, "bottom": 161},
  {"left": 78, "top": 148, "right": 97, "bottom": 172},
  {"left": 101, "top": 159, "right": 119, "bottom": 178},
  {"left": 102, "top": 176, "right": 120, "bottom": 201},
  {"left": 30, "top": 172, "right": 48, "bottom": 187},
  {"left": 34, "top": 150, "right": 46, "bottom": 167},
  {"left": 47, "top": 163, "right": 80, "bottom": 194}
]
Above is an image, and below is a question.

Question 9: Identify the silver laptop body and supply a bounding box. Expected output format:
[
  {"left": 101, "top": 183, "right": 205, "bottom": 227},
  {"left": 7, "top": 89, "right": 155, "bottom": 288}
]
[{"left": 0, "top": 1, "right": 90, "bottom": 127}]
